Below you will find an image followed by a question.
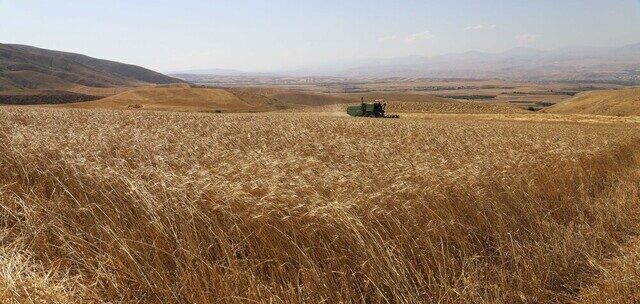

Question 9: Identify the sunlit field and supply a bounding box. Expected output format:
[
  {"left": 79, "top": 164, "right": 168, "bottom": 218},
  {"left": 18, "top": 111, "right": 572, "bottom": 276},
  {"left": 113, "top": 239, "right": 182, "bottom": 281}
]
[{"left": 1, "top": 107, "right": 639, "bottom": 303}]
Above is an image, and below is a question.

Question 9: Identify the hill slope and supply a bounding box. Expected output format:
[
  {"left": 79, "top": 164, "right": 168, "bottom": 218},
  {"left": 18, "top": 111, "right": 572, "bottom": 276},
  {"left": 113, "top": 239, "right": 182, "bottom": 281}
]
[
  {"left": 544, "top": 88, "right": 640, "bottom": 116},
  {"left": 63, "top": 84, "right": 263, "bottom": 112},
  {"left": 0, "top": 43, "right": 182, "bottom": 91}
]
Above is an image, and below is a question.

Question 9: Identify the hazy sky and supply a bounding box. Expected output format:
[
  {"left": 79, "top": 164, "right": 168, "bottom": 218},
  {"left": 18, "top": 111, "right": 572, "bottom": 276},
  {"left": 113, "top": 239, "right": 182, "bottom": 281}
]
[{"left": 2, "top": 0, "right": 640, "bottom": 72}]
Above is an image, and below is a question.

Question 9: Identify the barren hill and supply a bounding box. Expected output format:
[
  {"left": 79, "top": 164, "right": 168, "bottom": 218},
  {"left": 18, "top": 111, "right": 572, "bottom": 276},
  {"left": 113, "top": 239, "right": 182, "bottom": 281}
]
[
  {"left": 0, "top": 43, "right": 182, "bottom": 94},
  {"left": 544, "top": 87, "right": 640, "bottom": 116},
  {"left": 63, "top": 84, "right": 263, "bottom": 113}
]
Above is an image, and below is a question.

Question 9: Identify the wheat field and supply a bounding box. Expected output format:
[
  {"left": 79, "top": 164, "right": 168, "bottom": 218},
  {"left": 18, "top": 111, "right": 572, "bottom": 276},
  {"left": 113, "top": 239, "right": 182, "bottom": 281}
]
[{"left": 0, "top": 107, "right": 639, "bottom": 303}]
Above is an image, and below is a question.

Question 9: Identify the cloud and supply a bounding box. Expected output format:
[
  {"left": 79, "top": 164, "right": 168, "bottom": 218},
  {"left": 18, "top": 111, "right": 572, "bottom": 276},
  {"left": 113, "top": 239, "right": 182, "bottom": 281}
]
[
  {"left": 464, "top": 24, "right": 497, "bottom": 31},
  {"left": 405, "top": 31, "right": 434, "bottom": 43},
  {"left": 377, "top": 35, "right": 396, "bottom": 42},
  {"left": 515, "top": 33, "right": 540, "bottom": 44}
]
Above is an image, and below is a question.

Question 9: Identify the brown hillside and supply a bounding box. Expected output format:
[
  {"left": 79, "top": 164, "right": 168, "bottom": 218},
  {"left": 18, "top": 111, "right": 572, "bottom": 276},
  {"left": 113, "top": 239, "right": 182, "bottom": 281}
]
[
  {"left": 0, "top": 90, "right": 100, "bottom": 105},
  {"left": 62, "top": 85, "right": 262, "bottom": 112},
  {"left": 0, "top": 43, "right": 182, "bottom": 91},
  {"left": 544, "top": 87, "right": 640, "bottom": 116}
]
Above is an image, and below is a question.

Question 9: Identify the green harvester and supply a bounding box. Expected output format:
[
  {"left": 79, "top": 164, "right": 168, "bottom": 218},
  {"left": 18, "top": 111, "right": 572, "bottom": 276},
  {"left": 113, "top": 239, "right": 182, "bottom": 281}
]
[{"left": 347, "top": 98, "right": 400, "bottom": 118}]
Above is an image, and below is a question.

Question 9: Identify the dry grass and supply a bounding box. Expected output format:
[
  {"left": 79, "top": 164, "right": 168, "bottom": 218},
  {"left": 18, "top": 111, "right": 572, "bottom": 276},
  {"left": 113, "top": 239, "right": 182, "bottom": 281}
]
[
  {"left": 0, "top": 107, "right": 639, "bottom": 303},
  {"left": 575, "top": 159, "right": 640, "bottom": 304},
  {"left": 545, "top": 87, "right": 640, "bottom": 116},
  {"left": 0, "top": 243, "right": 86, "bottom": 303},
  {"left": 579, "top": 239, "right": 640, "bottom": 303}
]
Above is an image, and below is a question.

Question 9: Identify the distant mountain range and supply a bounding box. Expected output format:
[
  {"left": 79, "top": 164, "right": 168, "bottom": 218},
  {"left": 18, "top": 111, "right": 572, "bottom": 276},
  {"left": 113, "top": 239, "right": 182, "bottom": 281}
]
[
  {"left": 169, "top": 68, "right": 278, "bottom": 77},
  {"left": 0, "top": 43, "right": 183, "bottom": 91},
  {"left": 174, "top": 44, "right": 640, "bottom": 84},
  {"left": 283, "top": 44, "right": 640, "bottom": 83},
  {"left": 4, "top": 42, "right": 640, "bottom": 96}
]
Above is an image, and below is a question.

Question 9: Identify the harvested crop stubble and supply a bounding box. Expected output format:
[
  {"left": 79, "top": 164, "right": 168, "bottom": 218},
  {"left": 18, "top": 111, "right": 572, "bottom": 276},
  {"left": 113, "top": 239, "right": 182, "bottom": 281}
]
[
  {"left": 288, "top": 100, "right": 526, "bottom": 114},
  {"left": 0, "top": 107, "right": 639, "bottom": 303}
]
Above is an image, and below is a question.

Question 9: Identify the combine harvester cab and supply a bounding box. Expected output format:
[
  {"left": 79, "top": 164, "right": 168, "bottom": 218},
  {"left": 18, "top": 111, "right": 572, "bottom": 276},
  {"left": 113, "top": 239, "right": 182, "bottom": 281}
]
[{"left": 347, "top": 99, "right": 400, "bottom": 118}]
